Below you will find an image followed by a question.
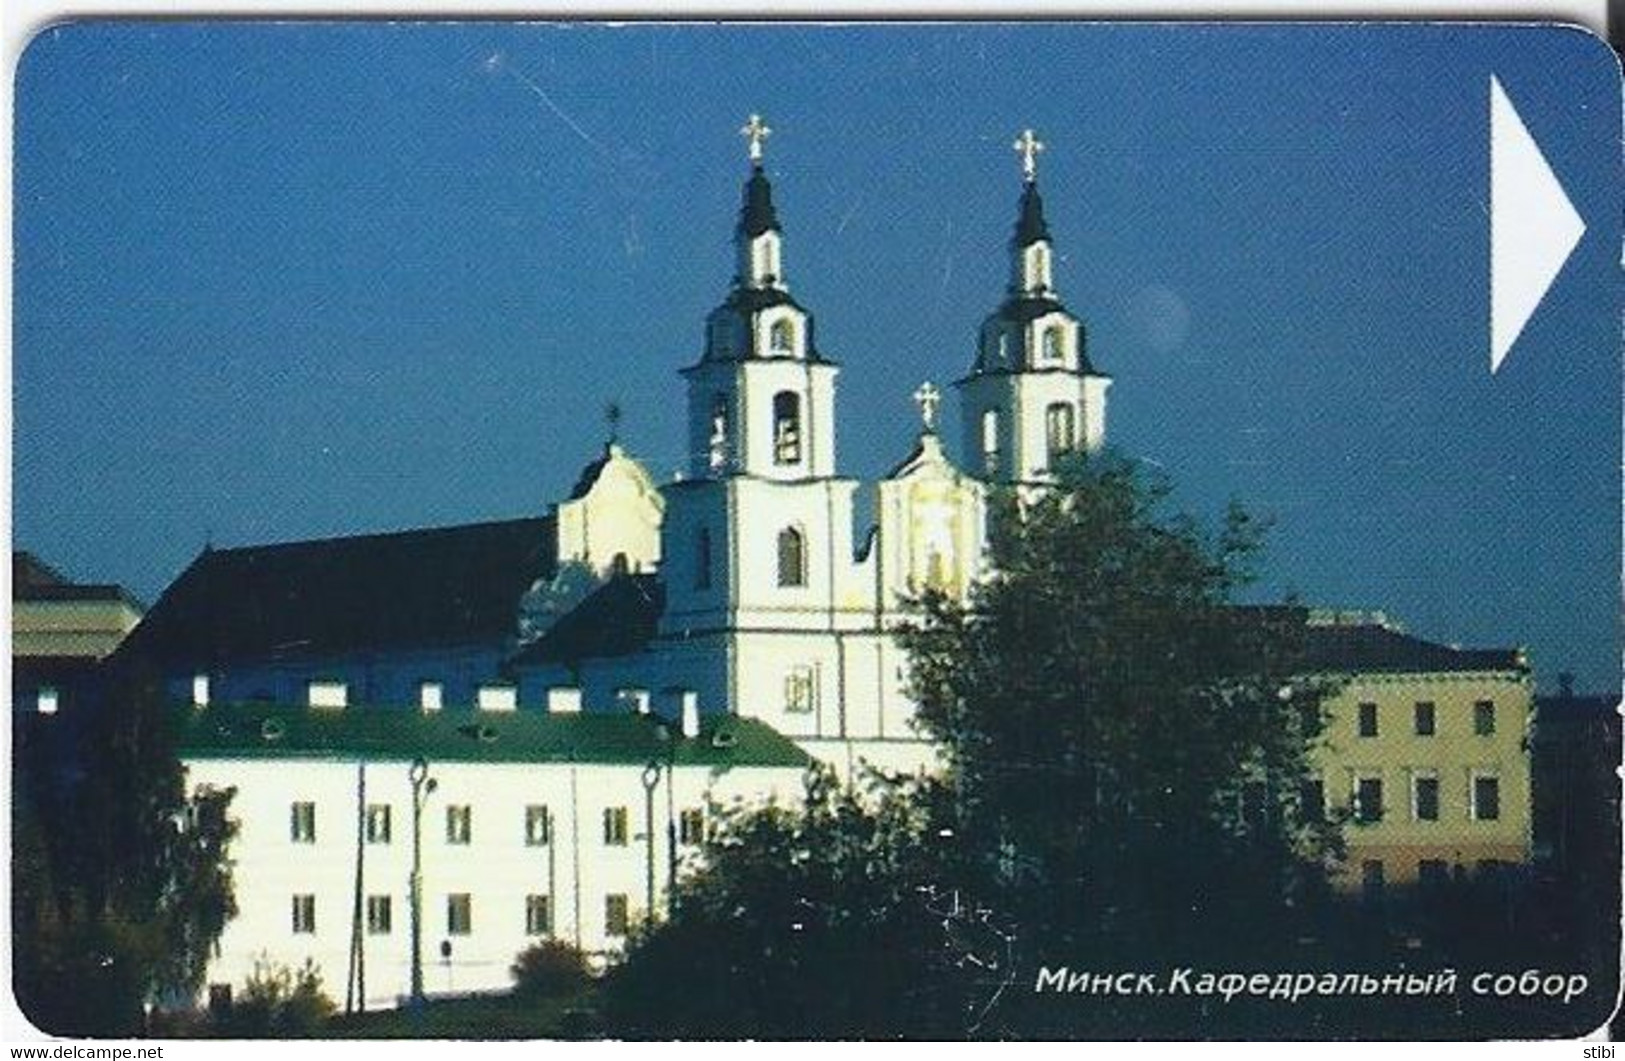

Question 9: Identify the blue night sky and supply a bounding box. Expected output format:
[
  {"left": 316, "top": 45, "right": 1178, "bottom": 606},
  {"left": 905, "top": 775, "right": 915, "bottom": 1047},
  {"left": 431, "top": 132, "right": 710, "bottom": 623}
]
[{"left": 14, "top": 22, "right": 1620, "bottom": 693}]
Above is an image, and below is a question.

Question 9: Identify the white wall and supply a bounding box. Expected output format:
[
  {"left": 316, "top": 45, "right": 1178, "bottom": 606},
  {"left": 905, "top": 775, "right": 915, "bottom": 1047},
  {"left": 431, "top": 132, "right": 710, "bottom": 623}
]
[{"left": 186, "top": 755, "right": 806, "bottom": 1010}]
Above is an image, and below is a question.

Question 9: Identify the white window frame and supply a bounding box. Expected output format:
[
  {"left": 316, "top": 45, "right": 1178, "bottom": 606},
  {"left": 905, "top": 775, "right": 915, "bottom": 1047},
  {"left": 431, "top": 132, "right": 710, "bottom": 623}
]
[
  {"left": 447, "top": 893, "right": 472, "bottom": 936},
  {"left": 291, "top": 894, "right": 316, "bottom": 935},
  {"left": 446, "top": 804, "right": 472, "bottom": 845},
  {"left": 365, "top": 804, "right": 392, "bottom": 844},
  {"left": 525, "top": 804, "right": 551, "bottom": 847},
  {"left": 366, "top": 895, "right": 392, "bottom": 935},
  {"left": 526, "top": 894, "right": 552, "bottom": 937},
  {"left": 603, "top": 806, "right": 629, "bottom": 846},
  {"left": 290, "top": 801, "right": 316, "bottom": 844},
  {"left": 784, "top": 665, "right": 816, "bottom": 715}
]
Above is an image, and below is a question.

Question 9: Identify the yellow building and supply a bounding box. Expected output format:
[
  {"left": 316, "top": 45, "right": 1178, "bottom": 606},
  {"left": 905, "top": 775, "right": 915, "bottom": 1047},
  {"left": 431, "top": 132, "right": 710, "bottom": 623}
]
[
  {"left": 12, "top": 552, "right": 144, "bottom": 715},
  {"left": 1303, "top": 611, "right": 1533, "bottom": 895}
]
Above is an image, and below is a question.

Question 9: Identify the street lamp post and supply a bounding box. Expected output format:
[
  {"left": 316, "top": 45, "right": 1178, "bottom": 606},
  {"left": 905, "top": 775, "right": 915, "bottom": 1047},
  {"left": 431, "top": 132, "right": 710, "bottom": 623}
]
[
  {"left": 408, "top": 757, "right": 437, "bottom": 1007},
  {"left": 641, "top": 761, "right": 661, "bottom": 920}
]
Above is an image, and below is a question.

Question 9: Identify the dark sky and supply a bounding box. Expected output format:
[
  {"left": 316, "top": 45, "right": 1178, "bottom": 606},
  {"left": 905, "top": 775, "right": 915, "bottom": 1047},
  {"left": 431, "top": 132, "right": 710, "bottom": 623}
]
[{"left": 14, "top": 22, "right": 1620, "bottom": 692}]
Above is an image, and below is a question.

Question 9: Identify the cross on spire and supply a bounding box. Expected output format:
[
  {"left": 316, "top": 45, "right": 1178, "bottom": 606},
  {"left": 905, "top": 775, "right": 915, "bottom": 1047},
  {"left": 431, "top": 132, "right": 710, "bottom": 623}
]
[
  {"left": 1013, "top": 127, "right": 1044, "bottom": 184},
  {"left": 913, "top": 382, "right": 941, "bottom": 433},
  {"left": 740, "top": 113, "right": 772, "bottom": 165}
]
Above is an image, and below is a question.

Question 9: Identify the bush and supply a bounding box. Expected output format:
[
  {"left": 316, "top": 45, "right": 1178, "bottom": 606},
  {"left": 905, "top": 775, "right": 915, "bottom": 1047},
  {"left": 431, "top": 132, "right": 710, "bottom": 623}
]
[
  {"left": 510, "top": 940, "right": 590, "bottom": 998},
  {"left": 213, "top": 956, "right": 335, "bottom": 1037}
]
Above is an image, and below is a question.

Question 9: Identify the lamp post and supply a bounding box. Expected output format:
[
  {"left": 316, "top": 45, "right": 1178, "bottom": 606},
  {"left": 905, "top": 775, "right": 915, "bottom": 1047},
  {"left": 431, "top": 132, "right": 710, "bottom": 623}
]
[
  {"left": 408, "top": 757, "right": 437, "bottom": 1007},
  {"left": 640, "top": 761, "right": 661, "bottom": 920}
]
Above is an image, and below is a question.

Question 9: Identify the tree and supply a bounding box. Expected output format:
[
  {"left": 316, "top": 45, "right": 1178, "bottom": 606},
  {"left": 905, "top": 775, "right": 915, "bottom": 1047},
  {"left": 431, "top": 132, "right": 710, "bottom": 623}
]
[
  {"left": 604, "top": 448, "right": 1336, "bottom": 1038},
  {"left": 211, "top": 957, "right": 335, "bottom": 1037},
  {"left": 12, "top": 662, "right": 239, "bottom": 1035},
  {"left": 899, "top": 449, "right": 1339, "bottom": 966},
  {"left": 602, "top": 769, "right": 980, "bottom": 1039}
]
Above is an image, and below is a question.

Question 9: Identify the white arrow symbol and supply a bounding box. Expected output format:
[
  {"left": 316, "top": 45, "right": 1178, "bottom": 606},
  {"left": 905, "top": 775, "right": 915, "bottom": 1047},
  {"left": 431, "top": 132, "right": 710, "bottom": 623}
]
[{"left": 1490, "top": 75, "right": 1586, "bottom": 375}]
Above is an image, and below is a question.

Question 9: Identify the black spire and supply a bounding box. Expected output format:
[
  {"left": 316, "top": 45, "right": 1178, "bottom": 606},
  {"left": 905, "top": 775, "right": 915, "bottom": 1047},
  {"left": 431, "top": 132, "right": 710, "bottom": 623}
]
[
  {"left": 738, "top": 165, "right": 781, "bottom": 238},
  {"left": 1013, "top": 180, "right": 1050, "bottom": 247}
]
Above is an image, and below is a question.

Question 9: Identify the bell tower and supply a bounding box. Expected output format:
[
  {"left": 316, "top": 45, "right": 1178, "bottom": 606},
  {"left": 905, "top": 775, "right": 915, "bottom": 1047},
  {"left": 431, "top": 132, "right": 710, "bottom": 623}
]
[
  {"left": 681, "top": 114, "right": 836, "bottom": 485},
  {"left": 955, "top": 128, "right": 1111, "bottom": 484}
]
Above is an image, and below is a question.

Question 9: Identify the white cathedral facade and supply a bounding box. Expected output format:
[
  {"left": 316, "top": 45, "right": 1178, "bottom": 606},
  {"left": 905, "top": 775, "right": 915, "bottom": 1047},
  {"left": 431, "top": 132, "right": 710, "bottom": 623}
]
[
  {"left": 125, "top": 120, "right": 1113, "bottom": 1007},
  {"left": 509, "top": 119, "right": 1108, "bottom": 776}
]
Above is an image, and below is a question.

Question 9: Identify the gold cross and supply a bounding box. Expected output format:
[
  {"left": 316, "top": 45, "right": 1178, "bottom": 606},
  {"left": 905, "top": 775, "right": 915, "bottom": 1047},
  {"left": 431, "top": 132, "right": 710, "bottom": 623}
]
[
  {"left": 1013, "top": 128, "right": 1044, "bottom": 183},
  {"left": 740, "top": 113, "right": 772, "bottom": 164},
  {"left": 913, "top": 382, "right": 941, "bottom": 432}
]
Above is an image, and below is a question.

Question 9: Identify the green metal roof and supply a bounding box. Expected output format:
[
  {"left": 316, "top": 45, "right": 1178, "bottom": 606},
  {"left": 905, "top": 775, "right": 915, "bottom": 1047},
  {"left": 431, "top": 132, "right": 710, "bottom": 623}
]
[{"left": 172, "top": 704, "right": 812, "bottom": 770}]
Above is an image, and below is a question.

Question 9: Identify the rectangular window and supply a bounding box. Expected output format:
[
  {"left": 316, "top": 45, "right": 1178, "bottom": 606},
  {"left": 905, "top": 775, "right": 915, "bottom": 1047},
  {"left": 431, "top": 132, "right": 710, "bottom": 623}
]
[
  {"left": 291, "top": 894, "right": 316, "bottom": 934},
  {"left": 1474, "top": 700, "right": 1496, "bottom": 736},
  {"left": 1299, "top": 778, "right": 1325, "bottom": 823},
  {"left": 1356, "top": 777, "right": 1383, "bottom": 824},
  {"left": 1357, "top": 701, "right": 1379, "bottom": 738},
  {"left": 1473, "top": 776, "right": 1501, "bottom": 821},
  {"left": 784, "top": 666, "right": 815, "bottom": 715},
  {"left": 526, "top": 894, "right": 552, "bottom": 937},
  {"left": 447, "top": 893, "right": 472, "bottom": 936},
  {"left": 365, "top": 804, "right": 392, "bottom": 844},
  {"left": 1361, "top": 860, "right": 1385, "bottom": 902},
  {"left": 605, "top": 894, "right": 630, "bottom": 937},
  {"left": 680, "top": 809, "right": 705, "bottom": 846},
  {"left": 1418, "top": 859, "right": 1449, "bottom": 890},
  {"left": 446, "top": 805, "right": 472, "bottom": 845},
  {"left": 366, "top": 895, "right": 392, "bottom": 935},
  {"left": 1413, "top": 701, "right": 1436, "bottom": 736},
  {"left": 603, "top": 807, "right": 628, "bottom": 846},
  {"left": 290, "top": 802, "right": 316, "bottom": 843},
  {"left": 525, "top": 805, "right": 552, "bottom": 846},
  {"left": 1413, "top": 775, "right": 1440, "bottom": 821}
]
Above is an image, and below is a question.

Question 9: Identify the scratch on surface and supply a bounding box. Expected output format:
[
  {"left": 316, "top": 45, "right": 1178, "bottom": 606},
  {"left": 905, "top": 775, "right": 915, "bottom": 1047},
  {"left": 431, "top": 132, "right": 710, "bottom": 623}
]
[{"left": 485, "top": 51, "right": 617, "bottom": 167}]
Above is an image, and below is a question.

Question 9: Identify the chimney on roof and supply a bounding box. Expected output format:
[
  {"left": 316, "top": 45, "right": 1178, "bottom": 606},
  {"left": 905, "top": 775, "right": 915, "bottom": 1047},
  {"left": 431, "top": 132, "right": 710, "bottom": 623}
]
[{"left": 547, "top": 687, "right": 582, "bottom": 715}]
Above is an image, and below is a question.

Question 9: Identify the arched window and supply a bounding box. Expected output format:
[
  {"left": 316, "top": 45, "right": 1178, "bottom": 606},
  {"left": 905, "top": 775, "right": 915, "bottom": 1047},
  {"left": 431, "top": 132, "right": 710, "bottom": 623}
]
[
  {"left": 695, "top": 527, "right": 712, "bottom": 590},
  {"left": 1046, "top": 402, "right": 1076, "bottom": 461},
  {"left": 708, "top": 394, "right": 730, "bottom": 472},
  {"left": 769, "top": 318, "right": 796, "bottom": 355},
  {"left": 777, "top": 527, "right": 806, "bottom": 588},
  {"left": 1041, "top": 324, "right": 1065, "bottom": 363},
  {"left": 980, "top": 409, "right": 1001, "bottom": 473},
  {"left": 773, "top": 391, "right": 802, "bottom": 465}
]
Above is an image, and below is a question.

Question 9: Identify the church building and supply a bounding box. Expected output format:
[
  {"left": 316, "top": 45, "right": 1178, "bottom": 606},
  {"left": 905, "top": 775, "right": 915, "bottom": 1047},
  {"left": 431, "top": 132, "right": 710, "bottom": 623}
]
[
  {"left": 102, "top": 118, "right": 1530, "bottom": 1008},
  {"left": 113, "top": 119, "right": 1113, "bottom": 1005}
]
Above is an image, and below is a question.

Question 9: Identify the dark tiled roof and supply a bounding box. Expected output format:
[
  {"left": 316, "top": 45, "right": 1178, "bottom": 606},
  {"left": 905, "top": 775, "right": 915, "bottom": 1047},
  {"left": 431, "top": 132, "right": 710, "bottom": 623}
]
[
  {"left": 997, "top": 295, "right": 1067, "bottom": 323},
  {"left": 511, "top": 574, "right": 664, "bottom": 667},
  {"left": 116, "top": 518, "right": 556, "bottom": 667},
  {"left": 738, "top": 165, "right": 780, "bottom": 238},
  {"left": 14, "top": 552, "right": 68, "bottom": 590},
  {"left": 172, "top": 702, "right": 810, "bottom": 769},
  {"left": 727, "top": 287, "right": 801, "bottom": 315},
  {"left": 12, "top": 552, "right": 143, "bottom": 608},
  {"left": 1301, "top": 622, "right": 1525, "bottom": 675},
  {"left": 1013, "top": 181, "right": 1050, "bottom": 246}
]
